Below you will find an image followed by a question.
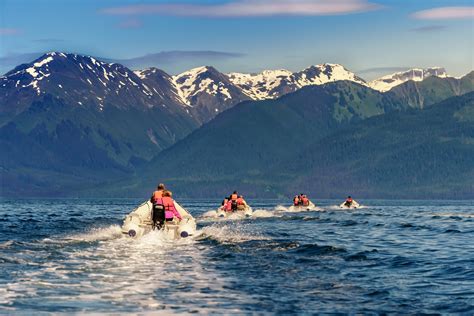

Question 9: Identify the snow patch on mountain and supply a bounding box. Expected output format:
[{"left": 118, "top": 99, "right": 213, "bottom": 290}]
[
  {"left": 295, "top": 64, "right": 366, "bottom": 87},
  {"left": 25, "top": 56, "right": 54, "bottom": 78},
  {"left": 228, "top": 69, "right": 293, "bottom": 100},
  {"left": 369, "top": 67, "right": 449, "bottom": 92},
  {"left": 228, "top": 64, "right": 367, "bottom": 100},
  {"left": 134, "top": 69, "right": 157, "bottom": 80},
  {"left": 172, "top": 66, "right": 233, "bottom": 106}
]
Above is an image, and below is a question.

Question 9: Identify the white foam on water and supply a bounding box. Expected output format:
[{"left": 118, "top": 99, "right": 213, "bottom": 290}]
[
  {"left": 275, "top": 205, "right": 323, "bottom": 213},
  {"left": 0, "top": 240, "right": 14, "bottom": 249},
  {"left": 201, "top": 209, "right": 219, "bottom": 218},
  {"left": 199, "top": 209, "right": 250, "bottom": 221},
  {"left": 200, "top": 208, "right": 278, "bottom": 221},
  {"left": 252, "top": 209, "right": 277, "bottom": 218},
  {"left": 64, "top": 225, "right": 123, "bottom": 242},
  {"left": 275, "top": 205, "right": 289, "bottom": 212},
  {"left": 328, "top": 205, "right": 368, "bottom": 210},
  {"left": 197, "top": 223, "right": 268, "bottom": 244},
  {"left": 2, "top": 222, "right": 255, "bottom": 312}
]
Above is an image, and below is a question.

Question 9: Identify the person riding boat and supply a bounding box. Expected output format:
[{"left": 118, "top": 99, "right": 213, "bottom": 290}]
[
  {"left": 158, "top": 190, "right": 182, "bottom": 222},
  {"left": 223, "top": 191, "right": 246, "bottom": 212},
  {"left": 301, "top": 195, "right": 310, "bottom": 207},
  {"left": 228, "top": 191, "right": 238, "bottom": 211},
  {"left": 344, "top": 196, "right": 353, "bottom": 207},
  {"left": 293, "top": 195, "right": 300, "bottom": 206},
  {"left": 150, "top": 183, "right": 166, "bottom": 203},
  {"left": 236, "top": 195, "right": 248, "bottom": 210},
  {"left": 224, "top": 200, "right": 233, "bottom": 212},
  {"left": 221, "top": 198, "right": 228, "bottom": 207},
  {"left": 123, "top": 187, "right": 196, "bottom": 238}
]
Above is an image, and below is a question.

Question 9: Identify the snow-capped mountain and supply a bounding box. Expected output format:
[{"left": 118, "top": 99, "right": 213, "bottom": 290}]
[
  {"left": 0, "top": 52, "right": 200, "bottom": 177},
  {"left": 1, "top": 52, "right": 463, "bottom": 126},
  {"left": 228, "top": 69, "right": 294, "bottom": 100},
  {"left": 294, "top": 64, "right": 367, "bottom": 88},
  {"left": 172, "top": 66, "right": 251, "bottom": 121},
  {"left": 228, "top": 64, "right": 367, "bottom": 100},
  {"left": 0, "top": 52, "right": 186, "bottom": 119},
  {"left": 134, "top": 67, "right": 184, "bottom": 108},
  {"left": 369, "top": 67, "right": 449, "bottom": 92}
]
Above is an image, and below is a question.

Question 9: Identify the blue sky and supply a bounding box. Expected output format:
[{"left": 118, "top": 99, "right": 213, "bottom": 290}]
[{"left": 0, "top": 0, "right": 473, "bottom": 79}]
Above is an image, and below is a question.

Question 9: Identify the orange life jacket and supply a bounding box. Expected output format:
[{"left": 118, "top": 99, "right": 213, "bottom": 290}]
[
  {"left": 346, "top": 198, "right": 353, "bottom": 203},
  {"left": 301, "top": 197, "right": 309, "bottom": 206},
  {"left": 152, "top": 190, "right": 163, "bottom": 202},
  {"left": 231, "top": 194, "right": 238, "bottom": 200},
  {"left": 237, "top": 197, "right": 244, "bottom": 205}
]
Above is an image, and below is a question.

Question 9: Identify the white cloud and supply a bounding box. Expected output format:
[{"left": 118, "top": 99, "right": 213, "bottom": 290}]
[
  {"left": 101, "top": 0, "right": 381, "bottom": 17},
  {"left": 412, "top": 6, "right": 474, "bottom": 20}
]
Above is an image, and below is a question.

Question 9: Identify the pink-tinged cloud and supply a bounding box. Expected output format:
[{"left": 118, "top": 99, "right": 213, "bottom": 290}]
[
  {"left": 0, "top": 28, "right": 21, "bottom": 35},
  {"left": 412, "top": 6, "right": 474, "bottom": 20},
  {"left": 118, "top": 18, "right": 143, "bottom": 29},
  {"left": 101, "top": 0, "right": 381, "bottom": 17}
]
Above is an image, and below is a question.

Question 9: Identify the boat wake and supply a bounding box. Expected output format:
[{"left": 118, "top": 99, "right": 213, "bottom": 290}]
[
  {"left": 200, "top": 208, "right": 277, "bottom": 220},
  {"left": 274, "top": 204, "right": 323, "bottom": 212},
  {"left": 57, "top": 225, "right": 123, "bottom": 242},
  {"left": 197, "top": 223, "right": 269, "bottom": 244},
  {"left": 327, "top": 205, "right": 368, "bottom": 210}
]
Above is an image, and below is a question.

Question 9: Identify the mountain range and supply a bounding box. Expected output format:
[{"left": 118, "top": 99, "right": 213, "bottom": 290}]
[
  {"left": 125, "top": 84, "right": 473, "bottom": 199},
  {"left": 0, "top": 52, "right": 473, "bottom": 198}
]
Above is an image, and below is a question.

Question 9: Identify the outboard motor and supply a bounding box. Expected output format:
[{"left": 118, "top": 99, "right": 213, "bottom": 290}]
[{"left": 151, "top": 202, "right": 165, "bottom": 230}]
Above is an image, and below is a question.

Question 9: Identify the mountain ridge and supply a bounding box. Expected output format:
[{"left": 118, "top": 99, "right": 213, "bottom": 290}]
[{"left": 2, "top": 52, "right": 472, "bottom": 127}]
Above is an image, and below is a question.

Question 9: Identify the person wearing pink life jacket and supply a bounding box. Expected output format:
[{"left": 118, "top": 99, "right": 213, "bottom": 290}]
[
  {"left": 344, "top": 196, "right": 353, "bottom": 208},
  {"left": 293, "top": 195, "right": 300, "bottom": 206},
  {"left": 156, "top": 190, "right": 182, "bottom": 221},
  {"left": 224, "top": 199, "right": 233, "bottom": 212},
  {"left": 225, "top": 191, "right": 239, "bottom": 211},
  {"left": 221, "top": 198, "right": 229, "bottom": 210}
]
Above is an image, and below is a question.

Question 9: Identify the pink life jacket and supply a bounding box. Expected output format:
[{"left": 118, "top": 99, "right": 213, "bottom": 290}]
[
  {"left": 293, "top": 197, "right": 300, "bottom": 206},
  {"left": 224, "top": 200, "right": 233, "bottom": 212},
  {"left": 158, "top": 197, "right": 182, "bottom": 220}
]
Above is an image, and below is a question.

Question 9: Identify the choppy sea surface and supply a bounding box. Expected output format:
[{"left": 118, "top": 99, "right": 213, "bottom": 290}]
[{"left": 1, "top": 199, "right": 474, "bottom": 314}]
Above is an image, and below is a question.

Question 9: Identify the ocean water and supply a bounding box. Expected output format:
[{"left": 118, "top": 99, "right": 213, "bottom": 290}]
[{"left": 1, "top": 199, "right": 474, "bottom": 314}]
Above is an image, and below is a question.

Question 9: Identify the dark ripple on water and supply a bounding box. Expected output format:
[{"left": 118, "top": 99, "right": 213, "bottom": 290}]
[{"left": 0, "top": 199, "right": 474, "bottom": 313}]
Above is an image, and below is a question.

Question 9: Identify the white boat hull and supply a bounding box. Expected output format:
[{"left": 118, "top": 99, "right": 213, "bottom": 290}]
[
  {"left": 339, "top": 201, "right": 360, "bottom": 209},
  {"left": 121, "top": 200, "right": 197, "bottom": 239},
  {"left": 288, "top": 202, "right": 318, "bottom": 212},
  {"left": 216, "top": 206, "right": 253, "bottom": 218}
]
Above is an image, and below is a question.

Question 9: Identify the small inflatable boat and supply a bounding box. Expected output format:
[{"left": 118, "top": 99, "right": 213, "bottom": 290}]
[
  {"left": 288, "top": 201, "right": 319, "bottom": 212},
  {"left": 121, "top": 200, "right": 196, "bottom": 239},
  {"left": 339, "top": 200, "right": 360, "bottom": 209},
  {"left": 216, "top": 205, "right": 253, "bottom": 218}
]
